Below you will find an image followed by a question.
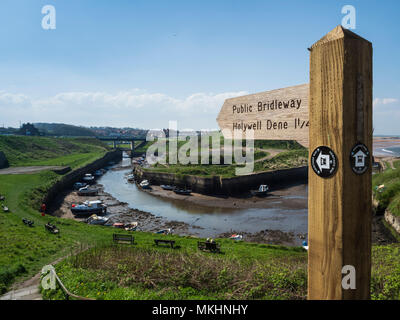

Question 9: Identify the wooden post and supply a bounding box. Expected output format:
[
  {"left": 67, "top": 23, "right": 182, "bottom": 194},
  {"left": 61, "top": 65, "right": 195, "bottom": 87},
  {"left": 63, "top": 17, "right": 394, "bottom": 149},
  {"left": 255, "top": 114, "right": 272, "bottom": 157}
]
[{"left": 308, "top": 26, "right": 372, "bottom": 299}]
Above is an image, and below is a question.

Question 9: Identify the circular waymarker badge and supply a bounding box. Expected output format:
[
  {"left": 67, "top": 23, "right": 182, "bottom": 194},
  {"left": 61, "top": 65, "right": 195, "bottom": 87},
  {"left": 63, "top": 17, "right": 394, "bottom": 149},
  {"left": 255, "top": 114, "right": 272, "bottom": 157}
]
[
  {"left": 311, "top": 146, "right": 338, "bottom": 178},
  {"left": 350, "top": 142, "right": 370, "bottom": 175}
]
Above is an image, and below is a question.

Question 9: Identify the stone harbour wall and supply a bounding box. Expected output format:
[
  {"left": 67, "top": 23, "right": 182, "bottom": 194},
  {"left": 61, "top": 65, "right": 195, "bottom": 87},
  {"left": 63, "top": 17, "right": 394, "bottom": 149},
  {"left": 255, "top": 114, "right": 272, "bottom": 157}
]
[{"left": 134, "top": 165, "right": 308, "bottom": 195}]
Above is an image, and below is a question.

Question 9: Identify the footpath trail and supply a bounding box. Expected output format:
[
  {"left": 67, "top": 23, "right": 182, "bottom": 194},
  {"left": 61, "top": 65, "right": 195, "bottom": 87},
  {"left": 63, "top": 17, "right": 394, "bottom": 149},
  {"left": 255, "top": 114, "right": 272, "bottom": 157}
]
[
  {"left": 255, "top": 148, "right": 285, "bottom": 162},
  {"left": 0, "top": 254, "right": 75, "bottom": 300},
  {"left": 0, "top": 273, "right": 42, "bottom": 300},
  {"left": 0, "top": 166, "right": 68, "bottom": 175}
]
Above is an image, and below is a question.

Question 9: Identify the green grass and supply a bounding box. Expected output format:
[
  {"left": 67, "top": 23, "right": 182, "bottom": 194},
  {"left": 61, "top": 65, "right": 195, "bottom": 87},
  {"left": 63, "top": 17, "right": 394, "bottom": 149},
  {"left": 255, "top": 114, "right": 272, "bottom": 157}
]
[
  {"left": 41, "top": 244, "right": 307, "bottom": 300},
  {"left": 1, "top": 136, "right": 399, "bottom": 300},
  {"left": 40, "top": 242, "right": 400, "bottom": 300},
  {"left": 0, "top": 136, "right": 109, "bottom": 167},
  {"left": 372, "top": 160, "right": 400, "bottom": 217},
  {"left": 0, "top": 166, "right": 309, "bottom": 297},
  {"left": 371, "top": 244, "right": 400, "bottom": 300}
]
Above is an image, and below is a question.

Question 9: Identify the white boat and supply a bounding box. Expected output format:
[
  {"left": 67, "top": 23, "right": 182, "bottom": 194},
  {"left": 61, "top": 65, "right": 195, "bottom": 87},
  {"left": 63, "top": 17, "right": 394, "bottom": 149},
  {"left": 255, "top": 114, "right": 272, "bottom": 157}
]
[
  {"left": 83, "top": 174, "right": 95, "bottom": 183},
  {"left": 86, "top": 214, "right": 109, "bottom": 225},
  {"left": 124, "top": 222, "right": 138, "bottom": 231},
  {"left": 139, "top": 180, "right": 150, "bottom": 189},
  {"left": 251, "top": 185, "right": 269, "bottom": 197}
]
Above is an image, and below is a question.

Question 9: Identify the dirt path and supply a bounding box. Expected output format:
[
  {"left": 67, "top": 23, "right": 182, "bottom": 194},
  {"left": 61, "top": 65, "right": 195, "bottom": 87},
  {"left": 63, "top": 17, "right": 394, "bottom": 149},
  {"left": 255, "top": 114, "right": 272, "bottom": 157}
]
[
  {"left": 255, "top": 148, "right": 285, "bottom": 162},
  {"left": 0, "top": 166, "right": 68, "bottom": 175},
  {"left": 0, "top": 254, "right": 70, "bottom": 300}
]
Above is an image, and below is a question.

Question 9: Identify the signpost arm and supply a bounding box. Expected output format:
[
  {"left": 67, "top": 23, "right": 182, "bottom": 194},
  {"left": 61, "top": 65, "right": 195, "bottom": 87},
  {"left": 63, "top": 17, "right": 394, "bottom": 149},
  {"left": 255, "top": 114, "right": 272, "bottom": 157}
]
[{"left": 308, "top": 26, "right": 372, "bottom": 299}]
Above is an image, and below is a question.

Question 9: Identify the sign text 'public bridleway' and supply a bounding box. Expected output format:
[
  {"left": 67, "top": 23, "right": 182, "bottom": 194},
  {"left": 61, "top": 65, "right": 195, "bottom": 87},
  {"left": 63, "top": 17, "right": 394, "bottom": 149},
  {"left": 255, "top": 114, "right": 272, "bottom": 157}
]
[{"left": 217, "top": 83, "right": 309, "bottom": 147}]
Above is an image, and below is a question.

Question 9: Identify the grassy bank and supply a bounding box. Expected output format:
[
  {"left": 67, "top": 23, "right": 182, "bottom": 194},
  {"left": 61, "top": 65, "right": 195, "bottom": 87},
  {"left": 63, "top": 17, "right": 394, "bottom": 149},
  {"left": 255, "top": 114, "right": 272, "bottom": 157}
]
[
  {"left": 373, "top": 159, "right": 400, "bottom": 217},
  {"left": 142, "top": 138, "right": 307, "bottom": 178},
  {"left": 0, "top": 136, "right": 111, "bottom": 293},
  {"left": 40, "top": 242, "right": 400, "bottom": 300},
  {"left": 1, "top": 136, "right": 399, "bottom": 300},
  {"left": 0, "top": 136, "right": 109, "bottom": 167},
  {"left": 42, "top": 244, "right": 307, "bottom": 300}
]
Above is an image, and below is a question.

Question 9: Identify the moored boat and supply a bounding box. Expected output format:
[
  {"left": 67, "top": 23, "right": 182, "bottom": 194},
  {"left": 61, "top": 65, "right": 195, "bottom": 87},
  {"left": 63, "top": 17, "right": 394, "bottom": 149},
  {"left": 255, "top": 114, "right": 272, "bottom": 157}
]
[
  {"left": 112, "top": 222, "right": 125, "bottom": 228},
  {"left": 86, "top": 214, "right": 109, "bottom": 225},
  {"left": 161, "top": 185, "right": 175, "bottom": 191},
  {"left": 94, "top": 169, "right": 104, "bottom": 177},
  {"left": 77, "top": 186, "right": 99, "bottom": 196},
  {"left": 173, "top": 188, "right": 192, "bottom": 195},
  {"left": 82, "top": 174, "right": 95, "bottom": 184},
  {"left": 71, "top": 200, "right": 107, "bottom": 217},
  {"left": 250, "top": 185, "right": 269, "bottom": 197},
  {"left": 124, "top": 222, "right": 138, "bottom": 231},
  {"left": 73, "top": 182, "right": 87, "bottom": 190},
  {"left": 139, "top": 180, "right": 151, "bottom": 189}
]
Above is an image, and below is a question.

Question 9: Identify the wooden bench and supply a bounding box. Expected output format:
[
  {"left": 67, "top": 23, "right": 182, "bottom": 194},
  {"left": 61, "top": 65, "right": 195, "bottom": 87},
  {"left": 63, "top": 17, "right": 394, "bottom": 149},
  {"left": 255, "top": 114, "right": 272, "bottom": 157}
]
[
  {"left": 154, "top": 239, "right": 175, "bottom": 248},
  {"left": 198, "top": 241, "right": 221, "bottom": 253},
  {"left": 113, "top": 233, "right": 134, "bottom": 244}
]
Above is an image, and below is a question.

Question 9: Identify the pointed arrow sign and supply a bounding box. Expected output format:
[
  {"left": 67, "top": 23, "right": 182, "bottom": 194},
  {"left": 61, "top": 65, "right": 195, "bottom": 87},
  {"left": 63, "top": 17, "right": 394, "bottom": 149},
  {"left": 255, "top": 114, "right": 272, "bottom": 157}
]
[{"left": 216, "top": 83, "right": 309, "bottom": 148}]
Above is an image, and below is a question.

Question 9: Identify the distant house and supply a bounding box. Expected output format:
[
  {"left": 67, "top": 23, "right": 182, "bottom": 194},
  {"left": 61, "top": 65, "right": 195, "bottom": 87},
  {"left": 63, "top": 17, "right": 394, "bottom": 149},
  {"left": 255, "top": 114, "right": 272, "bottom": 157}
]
[{"left": 18, "top": 123, "right": 40, "bottom": 136}]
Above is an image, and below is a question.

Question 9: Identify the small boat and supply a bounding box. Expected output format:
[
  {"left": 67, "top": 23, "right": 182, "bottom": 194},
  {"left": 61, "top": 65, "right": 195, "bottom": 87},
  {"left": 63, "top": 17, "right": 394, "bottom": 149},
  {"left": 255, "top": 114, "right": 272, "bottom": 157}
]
[
  {"left": 112, "top": 222, "right": 125, "bottom": 228},
  {"left": 86, "top": 214, "right": 109, "bottom": 225},
  {"left": 251, "top": 185, "right": 269, "bottom": 197},
  {"left": 139, "top": 180, "right": 150, "bottom": 189},
  {"left": 302, "top": 240, "right": 308, "bottom": 251},
  {"left": 94, "top": 170, "right": 104, "bottom": 177},
  {"left": 82, "top": 174, "right": 95, "bottom": 183},
  {"left": 126, "top": 174, "right": 135, "bottom": 182},
  {"left": 71, "top": 201, "right": 107, "bottom": 217},
  {"left": 73, "top": 182, "right": 87, "bottom": 190},
  {"left": 45, "top": 223, "right": 59, "bottom": 234},
  {"left": 229, "top": 234, "right": 243, "bottom": 241},
  {"left": 77, "top": 186, "right": 98, "bottom": 196},
  {"left": 124, "top": 222, "right": 138, "bottom": 231},
  {"left": 161, "top": 185, "right": 175, "bottom": 191},
  {"left": 22, "top": 218, "right": 34, "bottom": 227},
  {"left": 173, "top": 188, "right": 192, "bottom": 195},
  {"left": 156, "top": 228, "right": 172, "bottom": 235}
]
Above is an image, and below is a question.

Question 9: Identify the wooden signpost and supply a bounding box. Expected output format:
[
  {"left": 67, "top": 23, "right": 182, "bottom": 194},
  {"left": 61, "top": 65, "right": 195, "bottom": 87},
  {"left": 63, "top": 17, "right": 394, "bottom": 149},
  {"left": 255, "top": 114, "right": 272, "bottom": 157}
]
[{"left": 217, "top": 25, "right": 372, "bottom": 300}]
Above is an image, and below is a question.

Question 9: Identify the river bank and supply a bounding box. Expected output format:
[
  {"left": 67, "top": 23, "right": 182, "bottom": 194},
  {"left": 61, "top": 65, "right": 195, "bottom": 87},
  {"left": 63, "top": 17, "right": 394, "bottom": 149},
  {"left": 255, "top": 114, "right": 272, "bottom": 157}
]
[
  {"left": 51, "top": 181, "right": 194, "bottom": 236},
  {"left": 50, "top": 158, "right": 309, "bottom": 246}
]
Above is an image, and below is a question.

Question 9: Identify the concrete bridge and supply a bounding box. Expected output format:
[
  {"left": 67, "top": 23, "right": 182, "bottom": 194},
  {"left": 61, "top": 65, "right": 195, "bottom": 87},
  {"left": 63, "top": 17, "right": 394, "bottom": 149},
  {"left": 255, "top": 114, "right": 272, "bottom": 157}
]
[{"left": 96, "top": 136, "right": 145, "bottom": 151}]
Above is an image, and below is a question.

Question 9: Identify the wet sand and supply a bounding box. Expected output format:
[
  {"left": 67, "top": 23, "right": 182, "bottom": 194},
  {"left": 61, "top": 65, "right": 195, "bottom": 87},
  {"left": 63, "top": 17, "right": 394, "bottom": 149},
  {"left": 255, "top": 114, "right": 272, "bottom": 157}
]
[{"left": 142, "top": 184, "right": 307, "bottom": 211}]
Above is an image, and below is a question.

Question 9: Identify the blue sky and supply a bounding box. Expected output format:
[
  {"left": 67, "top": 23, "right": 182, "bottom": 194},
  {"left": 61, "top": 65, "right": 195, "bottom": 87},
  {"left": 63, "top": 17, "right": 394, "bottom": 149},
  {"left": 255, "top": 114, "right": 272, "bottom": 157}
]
[{"left": 0, "top": 0, "right": 399, "bottom": 133}]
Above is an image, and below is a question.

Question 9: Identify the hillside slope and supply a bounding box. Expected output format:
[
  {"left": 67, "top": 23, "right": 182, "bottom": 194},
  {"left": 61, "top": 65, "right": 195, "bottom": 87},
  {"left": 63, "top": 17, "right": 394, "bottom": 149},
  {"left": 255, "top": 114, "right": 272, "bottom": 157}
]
[{"left": 0, "top": 136, "right": 109, "bottom": 167}]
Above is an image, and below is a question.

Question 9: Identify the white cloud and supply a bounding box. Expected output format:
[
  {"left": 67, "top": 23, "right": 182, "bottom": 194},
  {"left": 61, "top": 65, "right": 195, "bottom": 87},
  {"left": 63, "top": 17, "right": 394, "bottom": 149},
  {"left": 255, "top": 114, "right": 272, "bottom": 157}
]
[
  {"left": 373, "top": 97, "right": 398, "bottom": 107},
  {"left": 0, "top": 89, "right": 248, "bottom": 129}
]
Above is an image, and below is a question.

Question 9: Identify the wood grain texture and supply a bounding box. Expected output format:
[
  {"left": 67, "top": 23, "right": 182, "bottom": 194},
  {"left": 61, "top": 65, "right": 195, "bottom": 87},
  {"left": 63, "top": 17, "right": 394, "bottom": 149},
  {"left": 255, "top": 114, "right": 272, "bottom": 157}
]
[
  {"left": 216, "top": 84, "right": 309, "bottom": 147},
  {"left": 308, "top": 26, "right": 372, "bottom": 300}
]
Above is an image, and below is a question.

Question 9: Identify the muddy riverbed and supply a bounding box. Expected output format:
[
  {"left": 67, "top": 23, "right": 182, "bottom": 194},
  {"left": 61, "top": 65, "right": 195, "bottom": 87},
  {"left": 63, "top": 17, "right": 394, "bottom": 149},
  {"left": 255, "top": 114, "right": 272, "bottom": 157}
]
[{"left": 50, "top": 158, "right": 309, "bottom": 245}]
